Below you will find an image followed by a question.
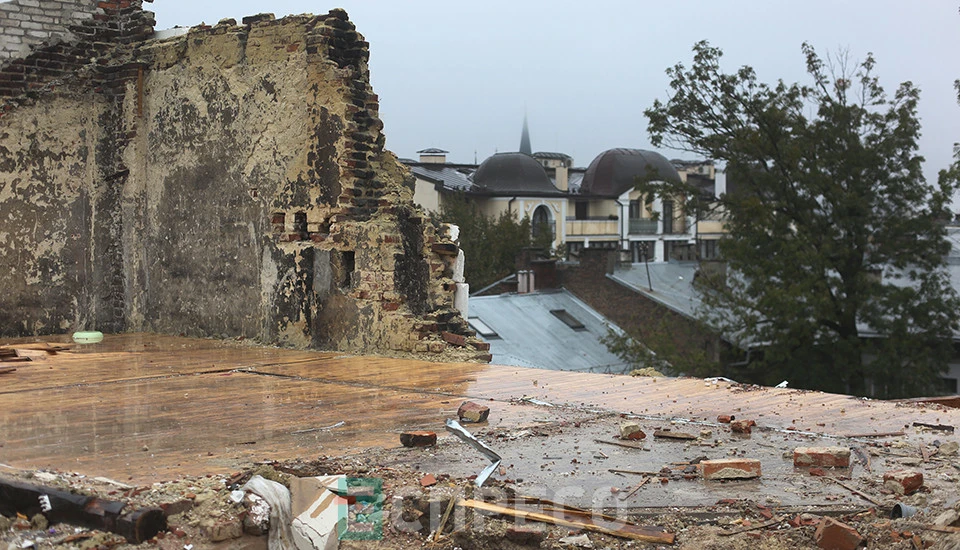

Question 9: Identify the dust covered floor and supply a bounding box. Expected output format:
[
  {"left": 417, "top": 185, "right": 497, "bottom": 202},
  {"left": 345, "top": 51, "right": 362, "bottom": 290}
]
[{"left": 3, "top": 333, "right": 960, "bottom": 548}]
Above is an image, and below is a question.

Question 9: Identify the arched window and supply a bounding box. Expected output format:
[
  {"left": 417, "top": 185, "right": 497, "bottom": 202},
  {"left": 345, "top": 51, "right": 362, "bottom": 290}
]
[{"left": 532, "top": 205, "right": 553, "bottom": 240}]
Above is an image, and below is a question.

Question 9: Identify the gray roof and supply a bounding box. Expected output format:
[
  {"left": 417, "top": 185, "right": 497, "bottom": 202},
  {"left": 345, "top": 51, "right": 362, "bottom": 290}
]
[
  {"left": 468, "top": 289, "right": 631, "bottom": 374},
  {"left": 408, "top": 164, "right": 476, "bottom": 191},
  {"left": 582, "top": 148, "right": 682, "bottom": 197},
  {"left": 417, "top": 148, "right": 449, "bottom": 154},
  {"left": 473, "top": 152, "right": 561, "bottom": 195}
]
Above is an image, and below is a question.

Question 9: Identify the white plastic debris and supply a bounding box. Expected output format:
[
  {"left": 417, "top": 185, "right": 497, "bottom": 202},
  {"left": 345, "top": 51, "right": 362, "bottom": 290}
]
[
  {"left": 242, "top": 475, "right": 294, "bottom": 550},
  {"left": 775, "top": 380, "right": 789, "bottom": 388},
  {"left": 229, "top": 490, "right": 245, "bottom": 504}
]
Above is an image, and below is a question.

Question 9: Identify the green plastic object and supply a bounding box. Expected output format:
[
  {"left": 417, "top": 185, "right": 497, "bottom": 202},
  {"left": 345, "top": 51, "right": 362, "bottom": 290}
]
[{"left": 72, "top": 331, "right": 104, "bottom": 344}]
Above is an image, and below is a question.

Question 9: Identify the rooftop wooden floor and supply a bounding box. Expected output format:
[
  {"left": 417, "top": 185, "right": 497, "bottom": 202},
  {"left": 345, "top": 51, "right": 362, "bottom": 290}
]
[{"left": 1, "top": 333, "right": 957, "bottom": 483}]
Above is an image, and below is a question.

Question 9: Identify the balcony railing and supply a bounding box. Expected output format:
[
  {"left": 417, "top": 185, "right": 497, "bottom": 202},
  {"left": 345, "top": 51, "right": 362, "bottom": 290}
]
[
  {"left": 565, "top": 218, "right": 618, "bottom": 236},
  {"left": 629, "top": 218, "right": 659, "bottom": 234}
]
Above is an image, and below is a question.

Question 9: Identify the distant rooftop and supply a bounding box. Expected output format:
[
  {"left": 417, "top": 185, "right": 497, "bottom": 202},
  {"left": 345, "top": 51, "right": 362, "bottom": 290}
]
[{"left": 416, "top": 147, "right": 449, "bottom": 154}]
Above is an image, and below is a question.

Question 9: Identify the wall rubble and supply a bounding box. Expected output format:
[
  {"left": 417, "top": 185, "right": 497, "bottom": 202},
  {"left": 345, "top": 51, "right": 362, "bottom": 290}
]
[{"left": 0, "top": 3, "right": 488, "bottom": 361}]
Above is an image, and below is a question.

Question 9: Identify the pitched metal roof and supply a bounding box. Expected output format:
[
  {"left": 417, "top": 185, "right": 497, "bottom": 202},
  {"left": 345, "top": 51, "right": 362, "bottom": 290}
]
[
  {"left": 468, "top": 289, "right": 631, "bottom": 374},
  {"left": 407, "top": 164, "right": 476, "bottom": 191}
]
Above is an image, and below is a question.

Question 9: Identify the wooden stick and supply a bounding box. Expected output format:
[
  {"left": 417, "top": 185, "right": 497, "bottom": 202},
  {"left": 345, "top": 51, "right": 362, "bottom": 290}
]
[
  {"left": 620, "top": 477, "right": 651, "bottom": 501},
  {"left": 609, "top": 469, "right": 660, "bottom": 476},
  {"left": 594, "top": 439, "right": 645, "bottom": 450},
  {"left": 824, "top": 476, "right": 881, "bottom": 506},
  {"left": 718, "top": 516, "right": 783, "bottom": 536},
  {"left": 654, "top": 430, "right": 697, "bottom": 440},
  {"left": 457, "top": 499, "right": 675, "bottom": 544},
  {"left": 433, "top": 496, "right": 457, "bottom": 542},
  {"left": 912, "top": 422, "right": 954, "bottom": 433}
]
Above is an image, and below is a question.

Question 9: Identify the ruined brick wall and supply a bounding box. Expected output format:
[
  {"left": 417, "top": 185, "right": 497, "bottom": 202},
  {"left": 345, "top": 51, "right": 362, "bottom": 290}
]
[
  {"left": 0, "top": 5, "right": 488, "bottom": 360},
  {"left": 0, "top": 0, "right": 99, "bottom": 61}
]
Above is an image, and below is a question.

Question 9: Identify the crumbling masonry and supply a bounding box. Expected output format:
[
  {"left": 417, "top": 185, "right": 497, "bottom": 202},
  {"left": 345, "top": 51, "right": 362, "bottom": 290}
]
[{"left": 0, "top": 0, "right": 488, "bottom": 360}]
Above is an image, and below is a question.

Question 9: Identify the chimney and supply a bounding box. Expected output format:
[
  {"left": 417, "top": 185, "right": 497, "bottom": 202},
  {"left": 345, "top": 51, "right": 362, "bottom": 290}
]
[
  {"left": 417, "top": 148, "right": 448, "bottom": 164},
  {"left": 556, "top": 165, "right": 568, "bottom": 192}
]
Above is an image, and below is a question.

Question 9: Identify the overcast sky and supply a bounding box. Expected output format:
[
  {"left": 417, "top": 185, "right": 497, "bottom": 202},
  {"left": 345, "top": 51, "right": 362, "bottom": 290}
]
[{"left": 153, "top": 1, "right": 959, "bottom": 184}]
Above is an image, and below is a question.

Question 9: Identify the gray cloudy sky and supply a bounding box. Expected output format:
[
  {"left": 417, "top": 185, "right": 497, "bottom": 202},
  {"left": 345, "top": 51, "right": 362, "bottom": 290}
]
[{"left": 153, "top": 1, "right": 959, "bottom": 184}]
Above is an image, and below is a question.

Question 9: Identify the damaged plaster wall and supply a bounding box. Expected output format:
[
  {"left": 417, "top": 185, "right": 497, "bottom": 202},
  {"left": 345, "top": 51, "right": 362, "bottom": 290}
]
[{"left": 0, "top": 3, "right": 489, "bottom": 361}]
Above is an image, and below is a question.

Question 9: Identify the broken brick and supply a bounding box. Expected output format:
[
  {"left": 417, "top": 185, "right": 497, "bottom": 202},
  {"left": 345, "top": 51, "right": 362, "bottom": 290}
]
[
  {"left": 794, "top": 447, "right": 851, "bottom": 468},
  {"left": 730, "top": 419, "right": 756, "bottom": 433},
  {"left": 701, "top": 458, "right": 761, "bottom": 480},
  {"left": 814, "top": 517, "right": 864, "bottom": 550},
  {"left": 883, "top": 469, "right": 923, "bottom": 495},
  {"left": 400, "top": 431, "right": 436, "bottom": 447},
  {"left": 717, "top": 414, "right": 735, "bottom": 423},
  {"left": 457, "top": 401, "right": 490, "bottom": 423},
  {"left": 420, "top": 474, "right": 437, "bottom": 487},
  {"left": 441, "top": 331, "right": 466, "bottom": 346},
  {"left": 619, "top": 422, "right": 646, "bottom": 440}
]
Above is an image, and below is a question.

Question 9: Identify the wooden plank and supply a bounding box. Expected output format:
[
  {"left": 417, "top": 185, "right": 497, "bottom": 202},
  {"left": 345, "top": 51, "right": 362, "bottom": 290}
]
[{"left": 457, "top": 499, "right": 675, "bottom": 544}]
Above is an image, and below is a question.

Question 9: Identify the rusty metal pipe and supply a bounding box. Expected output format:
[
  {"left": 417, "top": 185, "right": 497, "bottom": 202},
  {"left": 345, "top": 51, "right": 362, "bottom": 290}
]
[{"left": 0, "top": 477, "right": 166, "bottom": 543}]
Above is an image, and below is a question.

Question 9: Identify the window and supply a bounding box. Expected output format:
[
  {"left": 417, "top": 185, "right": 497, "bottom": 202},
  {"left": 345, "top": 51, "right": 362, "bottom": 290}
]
[
  {"left": 532, "top": 205, "right": 553, "bottom": 239},
  {"left": 550, "top": 309, "right": 586, "bottom": 331},
  {"left": 629, "top": 200, "right": 641, "bottom": 219},
  {"left": 575, "top": 201, "right": 587, "bottom": 220},
  {"left": 662, "top": 200, "right": 674, "bottom": 234}
]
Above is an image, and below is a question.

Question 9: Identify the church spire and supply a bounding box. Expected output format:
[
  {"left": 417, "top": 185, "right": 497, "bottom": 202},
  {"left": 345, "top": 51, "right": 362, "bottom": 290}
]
[{"left": 519, "top": 114, "right": 532, "bottom": 155}]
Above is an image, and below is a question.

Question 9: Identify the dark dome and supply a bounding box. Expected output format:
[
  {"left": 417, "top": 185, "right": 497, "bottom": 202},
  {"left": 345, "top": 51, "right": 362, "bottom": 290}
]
[
  {"left": 472, "top": 153, "right": 558, "bottom": 194},
  {"left": 581, "top": 148, "right": 681, "bottom": 196}
]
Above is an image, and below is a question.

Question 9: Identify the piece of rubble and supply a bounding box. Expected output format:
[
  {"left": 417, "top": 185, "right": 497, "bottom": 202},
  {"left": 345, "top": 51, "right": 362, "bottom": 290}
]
[
  {"left": 814, "top": 517, "right": 864, "bottom": 550},
  {"left": 206, "top": 518, "right": 242, "bottom": 542},
  {"left": 619, "top": 423, "right": 646, "bottom": 440},
  {"left": 933, "top": 509, "right": 960, "bottom": 527},
  {"left": 883, "top": 469, "right": 924, "bottom": 496},
  {"left": 242, "top": 493, "right": 271, "bottom": 536},
  {"left": 420, "top": 474, "right": 437, "bottom": 487},
  {"left": 730, "top": 420, "right": 756, "bottom": 434},
  {"left": 558, "top": 533, "right": 593, "bottom": 547},
  {"left": 701, "top": 459, "right": 761, "bottom": 480},
  {"left": 940, "top": 441, "right": 959, "bottom": 456},
  {"left": 457, "top": 401, "right": 490, "bottom": 423},
  {"left": 794, "top": 446, "right": 851, "bottom": 468},
  {"left": 717, "top": 414, "right": 735, "bottom": 423},
  {"left": 290, "top": 475, "right": 347, "bottom": 550},
  {"left": 400, "top": 431, "right": 437, "bottom": 447}
]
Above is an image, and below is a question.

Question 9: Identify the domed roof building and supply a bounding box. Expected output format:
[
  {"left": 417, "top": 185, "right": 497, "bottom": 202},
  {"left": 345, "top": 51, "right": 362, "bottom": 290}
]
[
  {"left": 472, "top": 152, "right": 561, "bottom": 195},
  {"left": 581, "top": 148, "right": 681, "bottom": 197}
]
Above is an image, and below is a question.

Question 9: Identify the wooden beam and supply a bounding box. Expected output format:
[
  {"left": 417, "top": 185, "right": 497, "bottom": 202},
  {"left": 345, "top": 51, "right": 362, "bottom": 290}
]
[{"left": 457, "top": 499, "right": 675, "bottom": 544}]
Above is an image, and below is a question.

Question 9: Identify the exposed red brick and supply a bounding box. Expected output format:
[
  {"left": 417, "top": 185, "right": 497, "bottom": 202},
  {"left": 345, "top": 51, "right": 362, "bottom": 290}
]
[
  {"left": 730, "top": 419, "right": 755, "bottom": 433},
  {"left": 717, "top": 414, "right": 735, "bottom": 423},
  {"left": 701, "top": 458, "right": 761, "bottom": 480},
  {"left": 286, "top": 43, "right": 300, "bottom": 52},
  {"left": 814, "top": 517, "right": 863, "bottom": 550},
  {"left": 441, "top": 331, "right": 466, "bottom": 346},
  {"left": 399, "top": 431, "right": 436, "bottom": 447},
  {"left": 382, "top": 302, "right": 400, "bottom": 312},
  {"left": 468, "top": 340, "right": 490, "bottom": 351},
  {"left": 457, "top": 401, "right": 490, "bottom": 423},
  {"left": 419, "top": 474, "right": 437, "bottom": 487},
  {"left": 619, "top": 422, "right": 646, "bottom": 440},
  {"left": 793, "top": 447, "right": 851, "bottom": 468},
  {"left": 883, "top": 469, "right": 923, "bottom": 495}
]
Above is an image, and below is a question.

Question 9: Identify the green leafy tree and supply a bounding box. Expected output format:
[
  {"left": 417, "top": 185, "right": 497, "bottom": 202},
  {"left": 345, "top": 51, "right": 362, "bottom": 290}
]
[
  {"left": 641, "top": 41, "right": 960, "bottom": 398},
  {"left": 435, "top": 192, "right": 543, "bottom": 289}
]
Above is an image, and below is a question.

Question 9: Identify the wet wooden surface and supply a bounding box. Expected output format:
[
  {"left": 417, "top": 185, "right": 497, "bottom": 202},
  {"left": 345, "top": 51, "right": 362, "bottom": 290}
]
[{"left": 2, "top": 333, "right": 958, "bottom": 484}]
